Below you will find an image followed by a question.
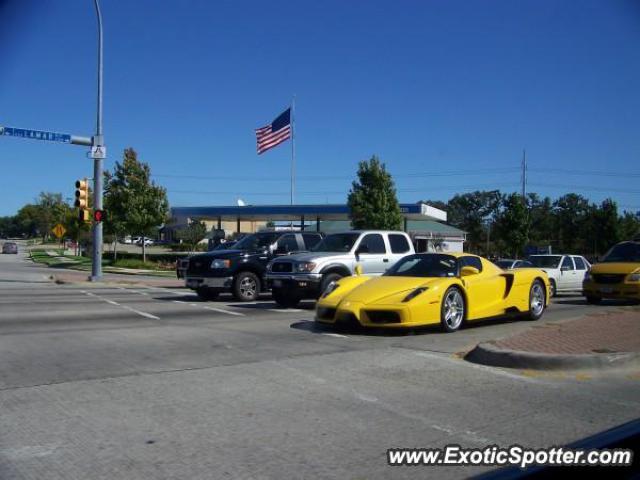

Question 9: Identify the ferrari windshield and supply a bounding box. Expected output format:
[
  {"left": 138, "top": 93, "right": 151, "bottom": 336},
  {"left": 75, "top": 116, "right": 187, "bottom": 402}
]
[
  {"left": 602, "top": 242, "right": 640, "bottom": 263},
  {"left": 528, "top": 255, "right": 562, "bottom": 269},
  {"left": 385, "top": 254, "right": 457, "bottom": 277},
  {"left": 311, "top": 233, "right": 360, "bottom": 252}
]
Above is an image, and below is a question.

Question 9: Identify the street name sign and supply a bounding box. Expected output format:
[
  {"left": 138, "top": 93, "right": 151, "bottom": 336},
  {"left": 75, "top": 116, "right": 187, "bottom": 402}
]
[
  {"left": 0, "top": 126, "right": 72, "bottom": 143},
  {"left": 52, "top": 224, "right": 67, "bottom": 239}
]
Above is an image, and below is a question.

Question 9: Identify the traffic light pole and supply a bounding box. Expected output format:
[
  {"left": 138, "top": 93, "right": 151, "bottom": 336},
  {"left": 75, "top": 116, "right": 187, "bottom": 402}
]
[{"left": 90, "top": 0, "right": 104, "bottom": 281}]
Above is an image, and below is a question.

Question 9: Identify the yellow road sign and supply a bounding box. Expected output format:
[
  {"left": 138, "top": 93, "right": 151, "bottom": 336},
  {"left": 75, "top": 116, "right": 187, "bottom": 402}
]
[{"left": 52, "top": 223, "right": 66, "bottom": 239}]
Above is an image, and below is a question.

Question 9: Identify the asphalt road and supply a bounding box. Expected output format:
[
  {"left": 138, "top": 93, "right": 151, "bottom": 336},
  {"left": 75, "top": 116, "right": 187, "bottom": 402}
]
[{"left": 1, "top": 245, "right": 639, "bottom": 479}]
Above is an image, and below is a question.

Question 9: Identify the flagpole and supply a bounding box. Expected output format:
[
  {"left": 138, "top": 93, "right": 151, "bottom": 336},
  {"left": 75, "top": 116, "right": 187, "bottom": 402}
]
[{"left": 290, "top": 95, "right": 296, "bottom": 207}]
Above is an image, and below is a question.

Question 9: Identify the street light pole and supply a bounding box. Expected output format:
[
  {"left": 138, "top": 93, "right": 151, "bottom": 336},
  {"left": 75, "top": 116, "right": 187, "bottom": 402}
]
[{"left": 90, "top": 0, "right": 104, "bottom": 281}]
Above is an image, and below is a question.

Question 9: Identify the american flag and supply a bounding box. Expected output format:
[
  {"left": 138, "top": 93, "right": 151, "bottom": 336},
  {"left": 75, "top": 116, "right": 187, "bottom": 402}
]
[{"left": 255, "top": 108, "right": 291, "bottom": 155}]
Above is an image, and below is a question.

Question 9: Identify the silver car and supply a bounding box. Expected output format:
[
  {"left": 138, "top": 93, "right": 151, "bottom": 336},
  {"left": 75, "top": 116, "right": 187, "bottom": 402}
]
[{"left": 2, "top": 242, "right": 18, "bottom": 254}]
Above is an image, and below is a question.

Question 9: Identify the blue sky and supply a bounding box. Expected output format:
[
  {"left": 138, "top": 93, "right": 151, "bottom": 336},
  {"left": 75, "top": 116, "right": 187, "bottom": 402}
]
[{"left": 0, "top": 0, "right": 639, "bottom": 216}]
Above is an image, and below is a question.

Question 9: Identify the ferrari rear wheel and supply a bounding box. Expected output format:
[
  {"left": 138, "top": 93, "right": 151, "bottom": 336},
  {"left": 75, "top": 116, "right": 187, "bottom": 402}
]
[
  {"left": 525, "top": 280, "right": 546, "bottom": 321},
  {"left": 440, "top": 287, "right": 465, "bottom": 333}
]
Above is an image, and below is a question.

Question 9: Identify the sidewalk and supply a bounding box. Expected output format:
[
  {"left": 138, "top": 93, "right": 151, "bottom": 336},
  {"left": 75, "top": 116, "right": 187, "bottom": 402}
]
[
  {"left": 52, "top": 270, "right": 184, "bottom": 288},
  {"left": 466, "top": 310, "right": 640, "bottom": 370}
]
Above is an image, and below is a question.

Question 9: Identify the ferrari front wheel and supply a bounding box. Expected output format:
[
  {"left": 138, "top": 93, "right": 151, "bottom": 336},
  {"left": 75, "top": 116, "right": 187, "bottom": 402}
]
[
  {"left": 525, "top": 280, "right": 546, "bottom": 321},
  {"left": 440, "top": 287, "right": 465, "bottom": 333}
]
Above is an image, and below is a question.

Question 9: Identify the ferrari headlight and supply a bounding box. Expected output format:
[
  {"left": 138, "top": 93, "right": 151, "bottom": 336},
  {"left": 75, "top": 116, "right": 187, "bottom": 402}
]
[
  {"left": 210, "top": 259, "right": 231, "bottom": 269},
  {"left": 628, "top": 273, "right": 640, "bottom": 282},
  {"left": 402, "top": 287, "right": 427, "bottom": 303},
  {"left": 297, "top": 262, "right": 317, "bottom": 272},
  {"left": 321, "top": 281, "right": 339, "bottom": 298}
]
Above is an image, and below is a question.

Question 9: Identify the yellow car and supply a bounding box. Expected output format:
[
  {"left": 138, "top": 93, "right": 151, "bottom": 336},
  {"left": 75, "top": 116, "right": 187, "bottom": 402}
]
[
  {"left": 315, "top": 253, "right": 550, "bottom": 332},
  {"left": 583, "top": 240, "right": 640, "bottom": 304}
]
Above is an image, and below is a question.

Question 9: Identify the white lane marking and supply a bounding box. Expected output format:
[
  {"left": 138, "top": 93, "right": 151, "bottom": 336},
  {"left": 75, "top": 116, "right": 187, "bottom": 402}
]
[
  {"left": 113, "top": 286, "right": 150, "bottom": 296},
  {"left": 268, "top": 308, "right": 304, "bottom": 313},
  {"left": 80, "top": 290, "right": 160, "bottom": 320},
  {"left": 171, "top": 299, "right": 244, "bottom": 316},
  {"left": 203, "top": 306, "right": 245, "bottom": 317},
  {"left": 142, "top": 286, "right": 189, "bottom": 296},
  {"left": 118, "top": 304, "right": 160, "bottom": 320},
  {"left": 321, "top": 333, "right": 349, "bottom": 338}
]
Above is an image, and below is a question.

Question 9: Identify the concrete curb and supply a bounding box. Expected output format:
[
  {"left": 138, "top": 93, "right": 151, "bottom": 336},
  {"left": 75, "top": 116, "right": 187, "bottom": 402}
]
[{"left": 465, "top": 342, "right": 640, "bottom": 371}]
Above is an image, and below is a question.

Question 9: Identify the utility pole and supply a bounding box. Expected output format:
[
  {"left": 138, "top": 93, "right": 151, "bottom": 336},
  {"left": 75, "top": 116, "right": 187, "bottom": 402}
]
[
  {"left": 90, "top": 0, "right": 105, "bottom": 281},
  {"left": 521, "top": 149, "right": 527, "bottom": 199}
]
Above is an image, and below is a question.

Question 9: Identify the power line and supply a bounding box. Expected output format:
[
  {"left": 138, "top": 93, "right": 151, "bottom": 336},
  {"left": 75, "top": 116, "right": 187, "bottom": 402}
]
[
  {"left": 531, "top": 167, "right": 640, "bottom": 178},
  {"left": 528, "top": 182, "right": 640, "bottom": 194},
  {"left": 153, "top": 167, "right": 520, "bottom": 182},
  {"left": 167, "top": 183, "right": 520, "bottom": 197}
]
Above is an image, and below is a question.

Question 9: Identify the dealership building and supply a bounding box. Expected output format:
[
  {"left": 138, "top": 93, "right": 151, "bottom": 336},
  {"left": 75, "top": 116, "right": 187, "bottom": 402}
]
[{"left": 168, "top": 202, "right": 466, "bottom": 252}]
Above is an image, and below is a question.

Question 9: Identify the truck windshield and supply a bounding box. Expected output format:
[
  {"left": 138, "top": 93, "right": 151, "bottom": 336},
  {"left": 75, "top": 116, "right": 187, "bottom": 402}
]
[
  {"left": 528, "top": 256, "right": 562, "bottom": 269},
  {"left": 385, "top": 254, "right": 457, "bottom": 278},
  {"left": 232, "top": 233, "right": 279, "bottom": 251},
  {"left": 602, "top": 242, "right": 640, "bottom": 263},
  {"left": 311, "top": 233, "right": 360, "bottom": 252}
]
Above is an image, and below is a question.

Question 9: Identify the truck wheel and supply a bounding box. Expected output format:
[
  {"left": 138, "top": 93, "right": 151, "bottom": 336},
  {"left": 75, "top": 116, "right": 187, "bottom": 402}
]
[
  {"left": 233, "top": 271, "right": 260, "bottom": 301},
  {"left": 196, "top": 288, "right": 219, "bottom": 301},
  {"left": 272, "top": 288, "right": 300, "bottom": 308},
  {"left": 320, "top": 273, "right": 343, "bottom": 297},
  {"left": 549, "top": 279, "right": 557, "bottom": 298}
]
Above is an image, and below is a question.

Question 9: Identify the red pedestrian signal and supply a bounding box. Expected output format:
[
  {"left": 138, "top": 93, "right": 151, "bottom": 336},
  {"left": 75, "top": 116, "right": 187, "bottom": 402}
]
[{"left": 93, "top": 209, "right": 104, "bottom": 223}]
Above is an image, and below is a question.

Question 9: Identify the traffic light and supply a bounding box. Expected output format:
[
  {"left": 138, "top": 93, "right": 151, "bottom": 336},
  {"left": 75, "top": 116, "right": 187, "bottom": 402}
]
[
  {"left": 78, "top": 208, "right": 91, "bottom": 223},
  {"left": 75, "top": 179, "right": 89, "bottom": 209},
  {"left": 75, "top": 179, "right": 91, "bottom": 224},
  {"left": 93, "top": 209, "right": 104, "bottom": 223}
]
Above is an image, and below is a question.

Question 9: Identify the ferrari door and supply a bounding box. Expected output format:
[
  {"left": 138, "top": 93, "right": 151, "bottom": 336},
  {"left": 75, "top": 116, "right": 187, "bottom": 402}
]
[{"left": 459, "top": 257, "right": 506, "bottom": 320}]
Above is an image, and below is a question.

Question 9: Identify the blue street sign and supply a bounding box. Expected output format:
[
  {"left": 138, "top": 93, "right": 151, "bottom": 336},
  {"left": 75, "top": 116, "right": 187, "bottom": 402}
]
[{"left": 0, "top": 126, "right": 71, "bottom": 143}]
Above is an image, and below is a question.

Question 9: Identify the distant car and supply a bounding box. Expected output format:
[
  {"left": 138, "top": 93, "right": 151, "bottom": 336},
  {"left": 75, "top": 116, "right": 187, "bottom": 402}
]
[
  {"left": 135, "top": 237, "right": 154, "bottom": 246},
  {"left": 528, "top": 254, "right": 591, "bottom": 297},
  {"left": 583, "top": 240, "right": 640, "bottom": 304},
  {"left": 495, "top": 259, "right": 534, "bottom": 270},
  {"left": 2, "top": 242, "right": 18, "bottom": 254}
]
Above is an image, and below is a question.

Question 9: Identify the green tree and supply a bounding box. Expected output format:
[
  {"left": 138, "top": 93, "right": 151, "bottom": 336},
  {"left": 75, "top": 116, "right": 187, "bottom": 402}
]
[
  {"left": 347, "top": 156, "right": 402, "bottom": 230},
  {"left": 619, "top": 211, "right": 640, "bottom": 241},
  {"left": 0, "top": 216, "right": 21, "bottom": 238},
  {"left": 587, "top": 199, "right": 620, "bottom": 256},
  {"left": 553, "top": 194, "right": 591, "bottom": 253},
  {"left": 175, "top": 219, "right": 207, "bottom": 253},
  {"left": 447, "top": 190, "right": 502, "bottom": 254},
  {"left": 494, "top": 193, "right": 531, "bottom": 258},
  {"left": 527, "top": 194, "right": 555, "bottom": 248},
  {"left": 104, "top": 148, "right": 169, "bottom": 262}
]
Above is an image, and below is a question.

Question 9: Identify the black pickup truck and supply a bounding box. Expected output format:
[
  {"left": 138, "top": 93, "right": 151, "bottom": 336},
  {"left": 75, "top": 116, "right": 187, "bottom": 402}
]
[{"left": 184, "top": 231, "right": 323, "bottom": 301}]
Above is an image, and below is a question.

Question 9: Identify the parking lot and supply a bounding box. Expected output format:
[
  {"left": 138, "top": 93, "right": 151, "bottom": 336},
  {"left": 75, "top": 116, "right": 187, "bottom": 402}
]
[{"left": 1, "top": 250, "right": 639, "bottom": 479}]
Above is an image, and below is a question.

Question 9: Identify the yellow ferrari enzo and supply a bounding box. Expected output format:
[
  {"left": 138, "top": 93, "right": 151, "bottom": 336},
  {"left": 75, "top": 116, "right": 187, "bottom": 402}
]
[{"left": 315, "top": 253, "right": 550, "bottom": 332}]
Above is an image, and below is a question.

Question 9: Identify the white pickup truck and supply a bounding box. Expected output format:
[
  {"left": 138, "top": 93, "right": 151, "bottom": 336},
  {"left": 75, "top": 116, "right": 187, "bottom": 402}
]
[{"left": 265, "top": 230, "right": 414, "bottom": 307}]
